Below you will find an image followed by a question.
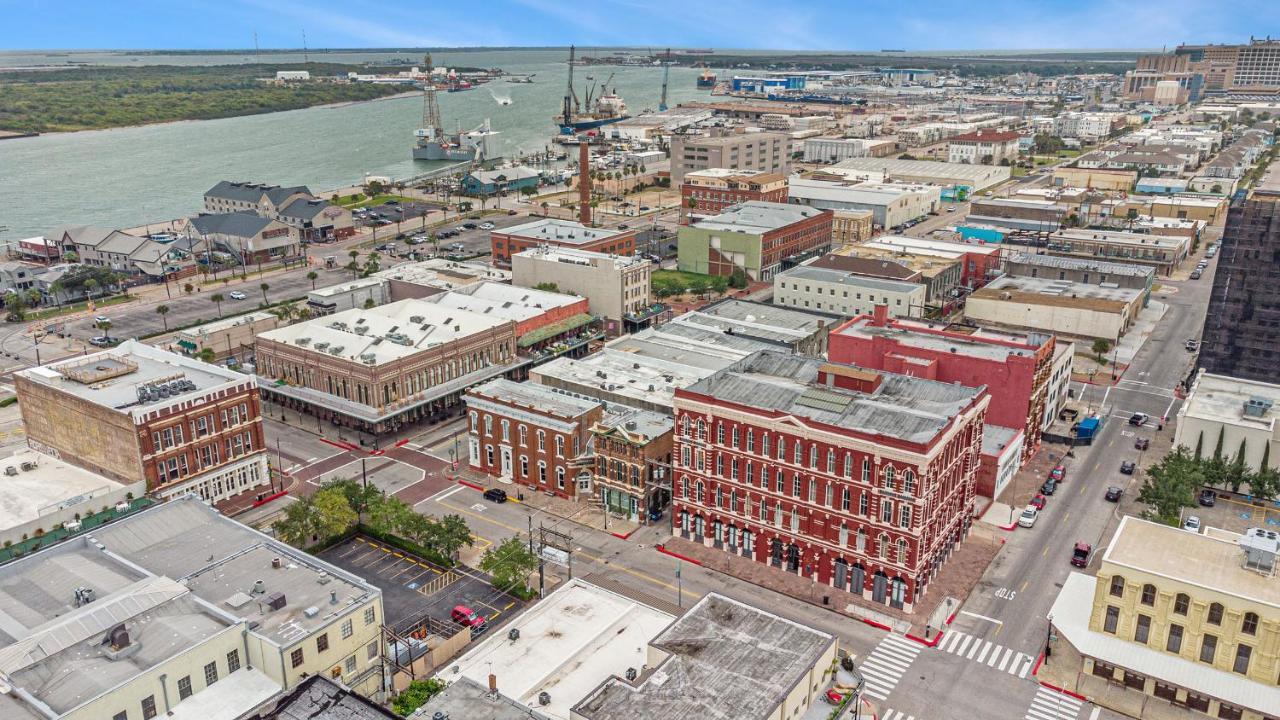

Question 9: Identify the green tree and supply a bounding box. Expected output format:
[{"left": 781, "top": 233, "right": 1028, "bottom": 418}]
[
  {"left": 1193, "top": 430, "right": 1204, "bottom": 461},
  {"left": 346, "top": 260, "right": 361, "bottom": 278},
  {"left": 363, "top": 297, "right": 377, "bottom": 309},
  {"left": 183, "top": 282, "right": 194, "bottom": 295},
  {"left": 197, "top": 348, "right": 217, "bottom": 363},
  {"left": 210, "top": 292, "right": 225, "bottom": 318},
  {"left": 1213, "top": 425, "right": 1225, "bottom": 461},
  {"left": 1137, "top": 446, "right": 1203, "bottom": 525},
  {"left": 83, "top": 277, "right": 99, "bottom": 300},
  {"left": 4, "top": 293, "right": 28, "bottom": 321},
  {"left": 273, "top": 495, "right": 321, "bottom": 546},
  {"left": 1091, "top": 338, "right": 1111, "bottom": 364},
  {"left": 391, "top": 678, "right": 446, "bottom": 717},
  {"left": 424, "top": 514, "right": 473, "bottom": 560},
  {"left": 155, "top": 304, "right": 170, "bottom": 330},
  {"left": 325, "top": 478, "right": 382, "bottom": 520},
  {"left": 95, "top": 319, "right": 113, "bottom": 339},
  {"left": 728, "top": 268, "right": 748, "bottom": 289},
  {"left": 259, "top": 282, "right": 270, "bottom": 303},
  {"left": 61, "top": 251, "right": 79, "bottom": 263},
  {"left": 310, "top": 486, "right": 358, "bottom": 541},
  {"left": 366, "top": 494, "right": 416, "bottom": 536},
  {"left": 533, "top": 282, "right": 560, "bottom": 292},
  {"left": 307, "top": 270, "right": 319, "bottom": 289},
  {"left": 479, "top": 536, "right": 539, "bottom": 593}
]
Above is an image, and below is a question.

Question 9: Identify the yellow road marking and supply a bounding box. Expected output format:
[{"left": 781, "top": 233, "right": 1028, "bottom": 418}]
[
  {"left": 991, "top": 624, "right": 1003, "bottom": 640},
  {"left": 439, "top": 499, "right": 524, "bottom": 533},
  {"left": 1061, "top": 512, "right": 1070, "bottom": 523},
  {"left": 577, "top": 548, "right": 698, "bottom": 598},
  {"left": 1042, "top": 545, "right": 1049, "bottom": 557},
  {"left": 1020, "top": 579, "right": 1029, "bottom": 593}
]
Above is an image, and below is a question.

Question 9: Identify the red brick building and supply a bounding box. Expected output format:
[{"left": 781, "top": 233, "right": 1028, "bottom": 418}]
[
  {"left": 671, "top": 351, "right": 989, "bottom": 611},
  {"left": 828, "top": 305, "right": 1056, "bottom": 467},
  {"left": 15, "top": 340, "right": 270, "bottom": 504},
  {"left": 679, "top": 201, "right": 834, "bottom": 281},
  {"left": 681, "top": 169, "right": 789, "bottom": 222},
  {"left": 466, "top": 379, "right": 604, "bottom": 499},
  {"left": 490, "top": 219, "right": 636, "bottom": 267}
]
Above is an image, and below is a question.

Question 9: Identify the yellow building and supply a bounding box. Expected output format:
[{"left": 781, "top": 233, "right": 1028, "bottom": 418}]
[
  {"left": 1053, "top": 166, "right": 1138, "bottom": 192},
  {"left": 832, "top": 209, "right": 875, "bottom": 246},
  {"left": 1047, "top": 516, "right": 1280, "bottom": 720}
]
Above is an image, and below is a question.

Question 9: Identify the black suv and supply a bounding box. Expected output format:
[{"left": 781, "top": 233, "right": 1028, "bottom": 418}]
[
  {"left": 482, "top": 488, "right": 508, "bottom": 504},
  {"left": 1120, "top": 461, "right": 1136, "bottom": 475},
  {"left": 1198, "top": 489, "right": 1217, "bottom": 507},
  {"left": 1041, "top": 479, "right": 1057, "bottom": 495},
  {"left": 1105, "top": 486, "right": 1123, "bottom": 502}
]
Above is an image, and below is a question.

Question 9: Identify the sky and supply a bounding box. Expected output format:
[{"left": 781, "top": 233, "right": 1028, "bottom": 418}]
[{"left": 1, "top": 0, "right": 1274, "bottom": 52}]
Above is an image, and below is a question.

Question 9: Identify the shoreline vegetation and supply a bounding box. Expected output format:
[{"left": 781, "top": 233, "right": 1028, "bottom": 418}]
[{"left": 0, "top": 62, "right": 426, "bottom": 133}]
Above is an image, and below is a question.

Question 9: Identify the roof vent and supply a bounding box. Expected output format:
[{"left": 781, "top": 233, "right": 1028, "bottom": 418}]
[
  {"left": 1244, "top": 396, "right": 1273, "bottom": 418},
  {"left": 252, "top": 579, "right": 266, "bottom": 594}
]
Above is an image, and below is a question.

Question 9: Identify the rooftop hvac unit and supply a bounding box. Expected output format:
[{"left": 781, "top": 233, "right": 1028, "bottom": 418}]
[
  {"left": 252, "top": 579, "right": 266, "bottom": 594},
  {"left": 538, "top": 692, "right": 551, "bottom": 706},
  {"left": 20, "top": 461, "right": 36, "bottom": 472},
  {"left": 264, "top": 591, "right": 287, "bottom": 611},
  {"left": 625, "top": 667, "right": 638, "bottom": 681},
  {"left": 4, "top": 466, "right": 17, "bottom": 476}
]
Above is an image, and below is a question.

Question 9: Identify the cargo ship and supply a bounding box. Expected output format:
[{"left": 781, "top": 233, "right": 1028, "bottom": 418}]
[
  {"left": 556, "top": 45, "right": 630, "bottom": 134},
  {"left": 696, "top": 67, "right": 717, "bottom": 89}
]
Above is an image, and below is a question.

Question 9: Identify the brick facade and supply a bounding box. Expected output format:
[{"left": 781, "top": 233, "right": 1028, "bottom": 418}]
[{"left": 670, "top": 364, "right": 988, "bottom": 612}]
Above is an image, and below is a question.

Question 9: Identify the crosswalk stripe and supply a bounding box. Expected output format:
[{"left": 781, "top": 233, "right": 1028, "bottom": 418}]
[
  {"left": 1034, "top": 692, "right": 1082, "bottom": 711},
  {"left": 1019, "top": 656, "right": 1033, "bottom": 678},
  {"left": 976, "top": 640, "right": 993, "bottom": 663},
  {"left": 997, "top": 648, "right": 1014, "bottom": 670},
  {"left": 940, "top": 631, "right": 961, "bottom": 651},
  {"left": 988, "top": 646, "right": 1006, "bottom": 667},
  {"left": 1026, "top": 707, "right": 1060, "bottom": 720},
  {"left": 966, "top": 638, "right": 983, "bottom": 659},
  {"left": 955, "top": 634, "right": 974, "bottom": 656},
  {"left": 861, "top": 658, "right": 909, "bottom": 678}
]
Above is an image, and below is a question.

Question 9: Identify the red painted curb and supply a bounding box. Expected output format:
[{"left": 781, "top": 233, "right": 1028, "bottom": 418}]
[
  {"left": 251, "top": 490, "right": 289, "bottom": 507},
  {"left": 394, "top": 438, "right": 410, "bottom": 448},
  {"left": 654, "top": 544, "right": 703, "bottom": 565},
  {"left": 1038, "top": 681, "right": 1087, "bottom": 702},
  {"left": 611, "top": 529, "right": 635, "bottom": 540},
  {"left": 945, "top": 611, "right": 957, "bottom": 625},
  {"left": 1031, "top": 651, "right": 1045, "bottom": 676},
  {"left": 905, "top": 631, "right": 942, "bottom": 648},
  {"left": 998, "top": 523, "right": 1018, "bottom": 531},
  {"left": 860, "top": 618, "right": 892, "bottom": 631},
  {"left": 320, "top": 438, "right": 356, "bottom": 451},
  {"left": 457, "top": 479, "right": 484, "bottom": 491},
  {"left": 368, "top": 449, "right": 385, "bottom": 456}
]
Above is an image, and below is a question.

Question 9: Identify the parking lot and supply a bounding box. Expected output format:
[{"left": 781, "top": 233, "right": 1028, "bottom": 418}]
[
  {"left": 318, "top": 534, "right": 522, "bottom": 635},
  {"left": 1182, "top": 490, "right": 1280, "bottom": 535}
]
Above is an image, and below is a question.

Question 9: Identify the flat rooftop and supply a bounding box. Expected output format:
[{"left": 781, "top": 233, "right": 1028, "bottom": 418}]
[
  {"left": 573, "top": 593, "right": 834, "bottom": 720},
  {"left": 869, "top": 234, "right": 1002, "bottom": 257},
  {"left": 515, "top": 245, "right": 649, "bottom": 269},
  {"left": 1048, "top": 228, "right": 1184, "bottom": 249},
  {"left": 593, "top": 406, "right": 674, "bottom": 442},
  {"left": 309, "top": 276, "right": 385, "bottom": 298},
  {"left": 436, "top": 578, "right": 674, "bottom": 720},
  {"left": 682, "top": 351, "right": 984, "bottom": 445},
  {"left": 469, "top": 378, "right": 601, "bottom": 419},
  {"left": 0, "top": 449, "right": 130, "bottom": 531},
  {"left": 1183, "top": 371, "right": 1280, "bottom": 430},
  {"left": 257, "top": 298, "right": 510, "bottom": 365},
  {"left": 18, "top": 340, "right": 247, "bottom": 417},
  {"left": 177, "top": 310, "right": 277, "bottom": 337},
  {"left": 833, "top": 157, "right": 1011, "bottom": 186},
  {"left": 425, "top": 281, "right": 583, "bottom": 323},
  {"left": 1104, "top": 515, "right": 1279, "bottom": 610},
  {"left": 778, "top": 264, "right": 923, "bottom": 295},
  {"left": 691, "top": 201, "right": 825, "bottom": 234},
  {"left": 835, "top": 315, "right": 1046, "bottom": 362},
  {"left": 417, "top": 676, "right": 551, "bottom": 720},
  {"left": 81, "top": 497, "right": 376, "bottom": 642},
  {"left": 374, "top": 258, "right": 511, "bottom": 286},
  {"left": 836, "top": 245, "right": 959, "bottom": 277},
  {"left": 1006, "top": 252, "right": 1155, "bottom": 279},
  {"left": 496, "top": 219, "right": 628, "bottom": 244},
  {"left": 683, "top": 299, "right": 837, "bottom": 343},
  {"left": 787, "top": 178, "right": 924, "bottom": 205},
  {"left": 973, "top": 276, "right": 1143, "bottom": 308}
]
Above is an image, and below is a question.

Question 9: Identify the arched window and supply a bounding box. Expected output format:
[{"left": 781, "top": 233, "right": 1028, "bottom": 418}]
[
  {"left": 1207, "top": 602, "right": 1224, "bottom": 626},
  {"left": 469, "top": 411, "right": 477, "bottom": 432},
  {"left": 697, "top": 419, "right": 706, "bottom": 440},
  {"left": 1108, "top": 575, "right": 1125, "bottom": 598},
  {"left": 878, "top": 533, "right": 890, "bottom": 559},
  {"left": 827, "top": 449, "right": 836, "bottom": 474},
  {"left": 777, "top": 436, "right": 786, "bottom": 460},
  {"left": 680, "top": 415, "right": 690, "bottom": 436},
  {"left": 903, "top": 470, "right": 916, "bottom": 495},
  {"left": 1173, "top": 593, "right": 1190, "bottom": 615},
  {"left": 896, "top": 538, "right": 908, "bottom": 563},
  {"left": 883, "top": 465, "right": 895, "bottom": 489},
  {"left": 679, "top": 476, "right": 688, "bottom": 498},
  {"left": 518, "top": 425, "right": 527, "bottom": 445},
  {"left": 695, "top": 480, "right": 705, "bottom": 504},
  {"left": 1242, "top": 611, "right": 1259, "bottom": 635},
  {"left": 484, "top": 416, "right": 492, "bottom": 436},
  {"left": 1140, "top": 584, "right": 1156, "bottom": 606}
]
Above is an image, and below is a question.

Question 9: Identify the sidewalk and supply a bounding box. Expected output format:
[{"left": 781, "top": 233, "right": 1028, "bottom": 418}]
[
  {"left": 449, "top": 466, "right": 643, "bottom": 539},
  {"left": 663, "top": 521, "right": 1003, "bottom": 637}
]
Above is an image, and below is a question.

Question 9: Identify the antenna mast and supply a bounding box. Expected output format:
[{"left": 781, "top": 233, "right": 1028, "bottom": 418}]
[
  {"left": 302, "top": 29, "right": 309, "bottom": 64},
  {"left": 421, "top": 54, "right": 443, "bottom": 140},
  {"left": 659, "top": 48, "right": 671, "bottom": 112}
]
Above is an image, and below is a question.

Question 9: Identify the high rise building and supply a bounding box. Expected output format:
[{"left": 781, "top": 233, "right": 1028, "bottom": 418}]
[
  {"left": 1198, "top": 160, "right": 1280, "bottom": 383},
  {"left": 1124, "top": 38, "right": 1280, "bottom": 100}
]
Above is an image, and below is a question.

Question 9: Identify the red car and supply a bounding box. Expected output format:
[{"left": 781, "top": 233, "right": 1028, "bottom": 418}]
[
  {"left": 451, "top": 605, "right": 487, "bottom": 629},
  {"left": 1071, "top": 542, "right": 1093, "bottom": 568},
  {"left": 1030, "top": 494, "right": 1047, "bottom": 510},
  {"left": 1049, "top": 465, "right": 1066, "bottom": 481}
]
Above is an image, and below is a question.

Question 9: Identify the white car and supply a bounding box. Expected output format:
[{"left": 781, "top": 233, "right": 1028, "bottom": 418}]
[
  {"left": 1183, "top": 515, "right": 1202, "bottom": 533},
  {"left": 1018, "top": 505, "right": 1039, "bottom": 528},
  {"left": 228, "top": 291, "right": 247, "bottom": 300},
  {"left": 94, "top": 315, "right": 110, "bottom": 324},
  {"left": 480, "top": 222, "right": 496, "bottom": 230}
]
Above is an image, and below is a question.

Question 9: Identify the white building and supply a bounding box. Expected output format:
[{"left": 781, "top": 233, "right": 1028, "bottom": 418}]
[
  {"left": 966, "top": 276, "right": 1145, "bottom": 340},
  {"left": 307, "top": 276, "right": 390, "bottom": 316},
  {"left": 1175, "top": 370, "right": 1280, "bottom": 471},
  {"left": 512, "top": 246, "right": 655, "bottom": 325},
  {"left": 803, "top": 137, "right": 893, "bottom": 163},
  {"left": 774, "top": 261, "right": 926, "bottom": 318},
  {"left": 788, "top": 177, "right": 941, "bottom": 229},
  {"left": 0, "top": 448, "right": 145, "bottom": 549},
  {"left": 947, "top": 130, "right": 1022, "bottom": 165}
]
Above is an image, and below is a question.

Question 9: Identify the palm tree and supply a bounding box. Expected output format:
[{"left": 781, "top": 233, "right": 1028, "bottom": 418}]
[
  {"left": 155, "top": 304, "right": 170, "bottom": 330},
  {"left": 348, "top": 249, "right": 359, "bottom": 263},
  {"left": 95, "top": 319, "right": 112, "bottom": 340},
  {"left": 49, "top": 280, "right": 65, "bottom": 308},
  {"left": 83, "top": 278, "right": 99, "bottom": 301},
  {"left": 271, "top": 303, "right": 297, "bottom": 323},
  {"left": 23, "top": 289, "right": 41, "bottom": 309},
  {"left": 183, "top": 282, "right": 194, "bottom": 295},
  {"left": 61, "top": 251, "right": 79, "bottom": 264},
  {"left": 210, "top": 293, "right": 225, "bottom": 318},
  {"left": 307, "top": 271, "right": 318, "bottom": 289},
  {"left": 345, "top": 260, "right": 361, "bottom": 278},
  {"left": 259, "top": 282, "right": 270, "bottom": 303}
]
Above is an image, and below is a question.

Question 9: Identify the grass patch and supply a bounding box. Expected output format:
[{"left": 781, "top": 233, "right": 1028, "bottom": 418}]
[
  {"left": 342, "top": 194, "right": 419, "bottom": 209},
  {"left": 25, "top": 293, "right": 131, "bottom": 321}
]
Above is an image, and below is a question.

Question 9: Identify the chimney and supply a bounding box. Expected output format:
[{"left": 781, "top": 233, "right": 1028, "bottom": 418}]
[
  {"left": 872, "top": 303, "right": 889, "bottom": 326},
  {"left": 579, "top": 141, "right": 592, "bottom": 226},
  {"left": 489, "top": 673, "right": 498, "bottom": 693}
]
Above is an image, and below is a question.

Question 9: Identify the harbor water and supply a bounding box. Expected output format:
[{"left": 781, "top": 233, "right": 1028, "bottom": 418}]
[{"left": 0, "top": 49, "right": 708, "bottom": 238}]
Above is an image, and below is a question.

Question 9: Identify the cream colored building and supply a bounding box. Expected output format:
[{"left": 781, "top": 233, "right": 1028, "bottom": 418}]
[
  {"left": 172, "top": 310, "right": 282, "bottom": 362},
  {"left": 1053, "top": 166, "right": 1138, "bottom": 192},
  {"left": 572, "top": 593, "right": 838, "bottom": 720},
  {"left": 774, "top": 261, "right": 926, "bottom": 319},
  {"left": 1175, "top": 371, "right": 1280, "bottom": 472},
  {"left": 0, "top": 497, "right": 386, "bottom": 720},
  {"left": 965, "top": 276, "right": 1145, "bottom": 340},
  {"left": 1048, "top": 516, "right": 1280, "bottom": 720},
  {"left": 832, "top": 209, "right": 875, "bottom": 245},
  {"left": 511, "top": 246, "right": 655, "bottom": 325}
]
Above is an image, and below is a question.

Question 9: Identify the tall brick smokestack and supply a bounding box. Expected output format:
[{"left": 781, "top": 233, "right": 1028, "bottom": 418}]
[{"left": 579, "top": 141, "right": 592, "bottom": 226}]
